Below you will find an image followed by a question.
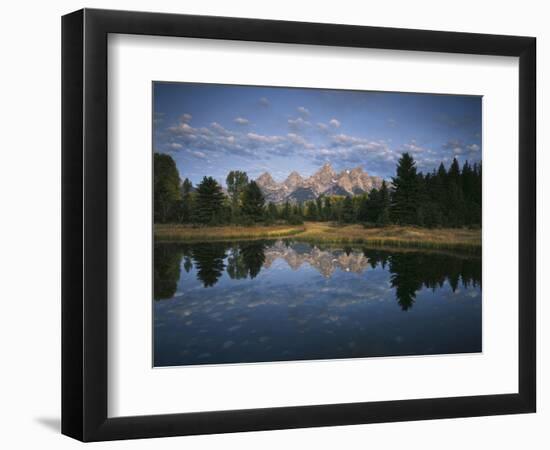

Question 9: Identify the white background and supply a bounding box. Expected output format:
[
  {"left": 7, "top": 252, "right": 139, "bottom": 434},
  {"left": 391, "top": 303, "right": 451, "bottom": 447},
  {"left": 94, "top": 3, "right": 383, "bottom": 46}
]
[
  {"left": 0, "top": 0, "right": 547, "bottom": 449},
  {"left": 109, "top": 35, "right": 518, "bottom": 417}
]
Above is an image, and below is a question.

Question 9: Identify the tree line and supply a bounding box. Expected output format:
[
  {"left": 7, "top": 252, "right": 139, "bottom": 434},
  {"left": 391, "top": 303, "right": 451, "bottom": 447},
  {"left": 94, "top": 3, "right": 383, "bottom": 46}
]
[{"left": 154, "top": 151, "right": 481, "bottom": 228}]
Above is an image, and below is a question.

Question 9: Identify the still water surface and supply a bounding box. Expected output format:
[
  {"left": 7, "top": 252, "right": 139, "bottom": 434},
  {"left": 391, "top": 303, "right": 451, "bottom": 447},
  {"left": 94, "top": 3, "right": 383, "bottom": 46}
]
[{"left": 154, "top": 240, "right": 481, "bottom": 367}]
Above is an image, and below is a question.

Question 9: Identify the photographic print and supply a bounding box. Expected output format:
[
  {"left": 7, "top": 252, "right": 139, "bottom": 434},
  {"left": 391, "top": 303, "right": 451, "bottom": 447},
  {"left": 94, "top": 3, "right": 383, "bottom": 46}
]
[{"left": 153, "top": 83, "right": 482, "bottom": 367}]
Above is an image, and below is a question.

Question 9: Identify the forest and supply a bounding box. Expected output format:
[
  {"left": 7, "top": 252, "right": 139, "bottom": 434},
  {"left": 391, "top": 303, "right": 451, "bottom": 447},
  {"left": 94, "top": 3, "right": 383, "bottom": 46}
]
[{"left": 154, "top": 152, "right": 481, "bottom": 229}]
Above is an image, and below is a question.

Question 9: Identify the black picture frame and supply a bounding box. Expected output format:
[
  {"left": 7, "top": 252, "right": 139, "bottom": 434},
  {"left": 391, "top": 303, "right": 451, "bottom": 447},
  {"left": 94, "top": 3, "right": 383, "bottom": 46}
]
[{"left": 62, "top": 8, "right": 536, "bottom": 442}]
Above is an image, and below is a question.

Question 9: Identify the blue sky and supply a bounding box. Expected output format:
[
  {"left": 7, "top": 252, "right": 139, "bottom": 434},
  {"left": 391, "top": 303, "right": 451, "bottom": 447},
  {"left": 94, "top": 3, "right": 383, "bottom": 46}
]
[{"left": 153, "top": 82, "right": 481, "bottom": 186}]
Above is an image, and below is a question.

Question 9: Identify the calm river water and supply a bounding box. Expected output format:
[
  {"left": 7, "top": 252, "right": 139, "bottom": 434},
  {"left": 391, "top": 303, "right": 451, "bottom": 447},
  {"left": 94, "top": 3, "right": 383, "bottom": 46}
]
[{"left": 154, "top": 240, "right": 481, "bottom": 367}]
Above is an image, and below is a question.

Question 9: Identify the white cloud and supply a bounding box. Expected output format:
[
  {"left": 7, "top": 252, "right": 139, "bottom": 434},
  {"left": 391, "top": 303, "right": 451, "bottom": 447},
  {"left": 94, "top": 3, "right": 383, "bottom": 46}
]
[
  {"left": 287, "top": 133, "right": 314, "bottom": 149},
  {"left": 317, "top": 122, "right": 329, "bottom": 132},
  {"left": 234, "top": 117, "right": 249, "bottom": 125},
  {"left": 190, "top": 150, "right": 206, "bottom": 159},
  {"left": 247, "top": 132, "right": 284, "bottom": 144},
  {"left": 319, "top": 148, "right": 338, "bottom": 156},
  {"left": 288, "top": 117, "right": 310, "bottom": 131},
  {"left": 259, "top": 97, "right": 270, "bottom": 107},
  {"left": 402, "top": 141, "right": 429, "bottom": 154},
  {"left": 443, "top": 139, "right": 466, "bottom": 155},
  {"left": 168, "top": 122, "right": 195, "bottom": 134},
  {"left": 162, "top": 112, "right": 456, "bottom": 176},
  {"left": 210, "top": 122, "right": 232, "bottom": 136},
  {"left": 324, "top": 134, "right": 395, "bottom": 169},
  {"left": 297, "top": 106, "right": 310, "bottom": 117},
  {"left": 445, "top": 141, "right": 480, "bottom": 156},
  {"left": 316, "top": 120, "right": 341, "bottom": 132},
  {"left": 180, "top": 113, "right": 192, "bottom": 123},
  {"left": 332, "top": 133, "right": 363, "bottom": 146}
]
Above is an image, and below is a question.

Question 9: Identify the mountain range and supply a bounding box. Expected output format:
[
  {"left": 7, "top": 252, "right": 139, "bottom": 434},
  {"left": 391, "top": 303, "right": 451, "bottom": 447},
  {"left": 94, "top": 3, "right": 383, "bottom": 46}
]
[{"left": 255, "top": 163, "right": 384, "bottom": 203}]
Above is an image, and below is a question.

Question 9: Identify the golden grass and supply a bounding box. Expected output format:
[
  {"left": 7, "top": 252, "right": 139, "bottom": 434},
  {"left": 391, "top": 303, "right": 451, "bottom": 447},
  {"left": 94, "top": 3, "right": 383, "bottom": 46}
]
[
  {"left": 155, "top": 222, "right": 481, "bottom": 251},
  {"left": 155, "top": 224, "right": 305, "bottom": 242},
  {"left": 293, "top": 223, "right": 481, "bottom": 252}
]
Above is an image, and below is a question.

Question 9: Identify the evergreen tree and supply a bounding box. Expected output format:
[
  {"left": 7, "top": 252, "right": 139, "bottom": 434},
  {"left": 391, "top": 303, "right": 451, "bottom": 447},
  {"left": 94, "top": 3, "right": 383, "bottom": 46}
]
[
  {"left": 267, "top": 202, "right": 279, "bottom": 222},
  {"left": 357, "top": 181, "right": 391, "bottom": 225},
  {"left": 391, "top": 153, "right": 420, "bottom": 225},
  {"left": 323, "top": 196, "right": 332, "bottom": 221},
  {"left": 357, "top": 194, "right": 370, "bottom": 222},
  {"left": 446, "top": 158, "right": 466, "bottom": 227},
  {"left": 460, "top": 160, "right": 481, "bottom": 226},
  {"left": 378, "top": 206, "right": 391, "bottom": 226},
  {"left": 472, "top": 163, "right": 482, "bottom": 226},
  {"left": 316, "top": 197, "right": 324, "bottom": 221},
  {"left": 430, "top": 164, "right": 448, "bottom": 227},
  {"left": 281, "top": 200, "right": 291, "bottom": 221},
  {"left": 306, "top": 200, "right": 319, "bottom": 221},
  {"left": 331, "top": 197, "right": 344, "bottom": 222},
  {"left": 461, "top": 161, "right": 473, "bottom": 198},
  {"left": 341, "top": 196, "right": 355, "bottom": 223},
  {"left": 226, "top": 170, "right": 249, "bottom": 221},
  {"left": 195, "top": 176, "right": 225, "bottom": 224},
  {"left": 241, "top": 181, "right": 265, "bottom": 221},
  {"left": 366, "top": 190, "right": 381, "bottom": 223},
  {"left": 154, "top": 153, "right": 181, "bottom": 223},
  {"left": 414, "top": 173, "right": 428, "bottom": 226},
  {"left": 448, "top": 157, "right": 462, "bottom": 189},
  {"left": 421, "top": 172, "right": 442, "bottom": 228},
  {"left": 288, "top": 202, "right": 304, "bottom": 225},
  {"left": 461, "top": 161, "right": 474, "bottom": 224},
  {"left": 295, "top": 202, "right": 304, "bottom": 218},
  {"left": 180, "top": 178, "right": 193, "bottom": 223},
  {"left": 155, "top": 153, "right": 481, "bottom": 229},
  {"left": 377, "top": 181, "right": 391, "bottom": 226}
]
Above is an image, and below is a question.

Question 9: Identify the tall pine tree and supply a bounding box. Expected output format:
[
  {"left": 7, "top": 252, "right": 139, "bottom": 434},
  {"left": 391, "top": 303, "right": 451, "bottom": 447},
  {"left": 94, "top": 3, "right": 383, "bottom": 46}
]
[
  {"left": 341, "top": 196, "right": 355, "bottom": 223},
  {"left": 391, "top": 153, "right": 420, "bottom": 225},
  {"left": 180, "top": 178, "right": 193, "bottom": 223},
  {"left": 377, "top": 180, "right": 391, "bottom": 226},
  {"left": 446, "top": 158, "right": 466, "bottom": 227},
  {"left": 241, "top": 181, "right": 265, "bottom": 221},
  {"left": 154, "top": 153, "right": 181, "bottom": 223},
  {"left": 195, "top": 176, "right": 225, "bottom": 224}
]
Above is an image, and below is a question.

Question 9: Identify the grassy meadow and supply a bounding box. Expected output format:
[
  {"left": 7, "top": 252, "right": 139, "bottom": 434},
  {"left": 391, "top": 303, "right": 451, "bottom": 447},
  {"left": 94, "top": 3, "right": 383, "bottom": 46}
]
[
  {"left": 154, "top": 223, "right": 306, "bottom": 242},
  {"left": 155, "top": 222, "right": 481, "bottom": 251}
]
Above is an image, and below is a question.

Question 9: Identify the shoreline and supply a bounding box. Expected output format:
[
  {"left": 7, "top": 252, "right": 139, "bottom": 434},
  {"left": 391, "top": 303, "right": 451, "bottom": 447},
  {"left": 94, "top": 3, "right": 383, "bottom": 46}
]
[{"left": 155, "top": 222, "right": 481, "bottom": 252}]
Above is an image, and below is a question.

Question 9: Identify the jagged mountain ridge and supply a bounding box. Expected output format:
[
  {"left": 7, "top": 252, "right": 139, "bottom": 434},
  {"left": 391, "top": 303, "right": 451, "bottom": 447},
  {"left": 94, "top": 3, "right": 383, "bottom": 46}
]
[{"left": 255, "top": 163, "right": 384, "bottom": 203}]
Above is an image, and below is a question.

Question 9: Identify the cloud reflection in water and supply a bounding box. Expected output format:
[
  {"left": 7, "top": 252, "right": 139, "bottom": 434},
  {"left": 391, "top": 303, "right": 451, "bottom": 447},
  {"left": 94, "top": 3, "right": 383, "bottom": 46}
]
[{"left": 154, "top": 240, "right": 481, "bottom": 366}]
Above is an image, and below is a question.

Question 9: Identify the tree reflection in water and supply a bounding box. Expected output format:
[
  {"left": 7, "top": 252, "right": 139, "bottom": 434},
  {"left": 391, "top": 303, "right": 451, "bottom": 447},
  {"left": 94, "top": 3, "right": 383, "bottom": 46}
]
[
  {"left": 226, "top": 242, "right": 266, "bottom": 281},
  {"left": 191, "top": 243, "right": 227, "bottom": 287},
  {"left": 153, "top": 244, "right": 183, "bottom": 300},
  {"left": 154, "top": 240, "right": 481, "bottom": 310}
]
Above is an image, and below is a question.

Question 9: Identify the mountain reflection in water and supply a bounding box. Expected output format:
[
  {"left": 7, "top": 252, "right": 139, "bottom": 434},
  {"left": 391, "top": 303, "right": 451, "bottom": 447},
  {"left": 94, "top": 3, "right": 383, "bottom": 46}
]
[{"left": 154, "top": 240, "right": 481, "bottom": 366}]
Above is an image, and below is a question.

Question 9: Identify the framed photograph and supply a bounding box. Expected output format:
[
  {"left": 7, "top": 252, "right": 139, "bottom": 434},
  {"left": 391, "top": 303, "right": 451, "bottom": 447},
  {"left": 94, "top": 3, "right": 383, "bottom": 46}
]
[{"left": 62, "top": 8, "right": 536, "bottom": 441}]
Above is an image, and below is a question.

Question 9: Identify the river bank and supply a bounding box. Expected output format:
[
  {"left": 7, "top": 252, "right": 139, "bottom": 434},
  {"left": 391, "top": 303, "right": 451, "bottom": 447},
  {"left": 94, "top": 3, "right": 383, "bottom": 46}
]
[{"left": 155, "top": 222, "right": 481, "bottom": 251}]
